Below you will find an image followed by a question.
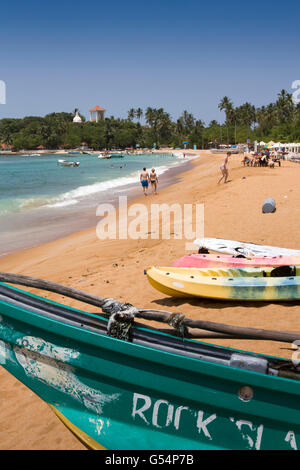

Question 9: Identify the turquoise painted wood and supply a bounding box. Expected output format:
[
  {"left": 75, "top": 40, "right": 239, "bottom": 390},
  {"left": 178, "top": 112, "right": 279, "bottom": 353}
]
[{"left": 0, "top": 283, "right": 300, "bottom": 450}]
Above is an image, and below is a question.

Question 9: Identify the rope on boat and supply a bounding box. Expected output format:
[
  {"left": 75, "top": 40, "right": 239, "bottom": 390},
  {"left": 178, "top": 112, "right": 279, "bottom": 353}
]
[
  {"left": 1, "top": 272, "right": 300, "bottom": 344},
  {"left": 102, "top": 298, "right": 138, "bottom": 341},
  {"left": 166, "top": 313, "right": 188, "bottom": 338}
]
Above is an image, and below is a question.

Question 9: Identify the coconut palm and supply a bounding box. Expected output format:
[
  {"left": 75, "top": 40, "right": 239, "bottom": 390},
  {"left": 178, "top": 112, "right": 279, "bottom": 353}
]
[
  {"left": 145, "top": 107, "right": 155, "bottom": 128},
  {"left": 218, "top": 96, "right": 233, "bottom": 143},
  {"left": 127, "top": 108, "right": 135, "bottom": 121},
  {"left": 135, "top": 108, "right": 143, "bottom": 122},
  {"left": 178, "top": 110, "right": 195, "bottom": 135},
  {"left": 276, "top": 89, "right": 294, "bottom": 124}
]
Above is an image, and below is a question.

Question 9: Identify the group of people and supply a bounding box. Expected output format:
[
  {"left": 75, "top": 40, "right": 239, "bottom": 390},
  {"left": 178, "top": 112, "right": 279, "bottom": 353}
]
[
  {"left": 140, "top": 167, "right": 159, "bottom": 195},
  {"left": 242, "top": 149, "right": 282, "bottom": 168},
  {"left": 217, "top": 147, "right": 284, "bottom": 185}
]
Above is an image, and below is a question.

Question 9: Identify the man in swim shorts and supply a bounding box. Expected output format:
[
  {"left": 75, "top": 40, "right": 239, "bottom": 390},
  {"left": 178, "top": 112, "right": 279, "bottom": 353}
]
[{"left": 140, "top": 167, "right": 150, "bottom": 195}]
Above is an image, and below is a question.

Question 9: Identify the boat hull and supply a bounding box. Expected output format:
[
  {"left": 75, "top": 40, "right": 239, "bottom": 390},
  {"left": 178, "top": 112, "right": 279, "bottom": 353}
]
[
  {"left": 173, "top": 254, "right": 300, "bottom": 269},
  {"left": 146, "top": 266, "right": 300, "bottom": 301},
  {"left": 194, "top": 238, "right": 300, "bottom": 257},
  {"left": 0, "top": 283, "right": 300, "bottom": 450}
]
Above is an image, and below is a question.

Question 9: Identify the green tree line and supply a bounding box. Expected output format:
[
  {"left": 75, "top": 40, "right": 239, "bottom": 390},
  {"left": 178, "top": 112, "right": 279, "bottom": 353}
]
[{"left": 1, "top": 90, "right": 300, "bottom": 151}]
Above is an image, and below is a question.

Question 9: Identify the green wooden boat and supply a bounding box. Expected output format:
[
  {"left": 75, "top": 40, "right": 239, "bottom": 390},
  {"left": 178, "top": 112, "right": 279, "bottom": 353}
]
[{"left": 0, "top": 279, "right": 300, "bottom": 450}]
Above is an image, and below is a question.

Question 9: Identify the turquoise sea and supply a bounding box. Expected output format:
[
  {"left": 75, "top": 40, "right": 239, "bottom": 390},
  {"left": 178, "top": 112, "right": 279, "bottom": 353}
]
[{"left": 0, "top": 152, "right": 195, "bottom": 255}]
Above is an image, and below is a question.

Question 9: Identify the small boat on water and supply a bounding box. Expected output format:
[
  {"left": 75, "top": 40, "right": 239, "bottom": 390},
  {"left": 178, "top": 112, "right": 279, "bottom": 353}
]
[
  {"left": 58, "top": 159, "right": 80, "bottom": 167},
  {"left": 1, "top": 272, "right": 300, "bottom": 450},
  {"left": 98, "top": 152, "right": 125, "bottom": 159},
  {"left": 30, "top": 153, "right": 41, "bottom": 157},
  {"left": 97, "top": 153, "right": 111, "bottom": 159},
  {"left": 108, "top": 153, "right": 124, "bottom": 158}
]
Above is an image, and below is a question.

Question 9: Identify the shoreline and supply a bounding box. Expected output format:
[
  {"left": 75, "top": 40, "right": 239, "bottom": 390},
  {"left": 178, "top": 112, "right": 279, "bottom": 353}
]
[
  {"left": 0, "top": 153, "right": 195, "bottom": 257},
  {"left": 2, "top": 149, "right": 300, "bottom": 449}
]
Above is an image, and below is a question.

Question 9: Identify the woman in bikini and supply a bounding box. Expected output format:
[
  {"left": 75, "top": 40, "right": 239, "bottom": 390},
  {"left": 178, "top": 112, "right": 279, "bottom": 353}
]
[
  {"left": 218, "top": 152, "right": 231, "bottom": 184},
  {"left": 150, "top": 168, "right": 158, "bottom": 194}
]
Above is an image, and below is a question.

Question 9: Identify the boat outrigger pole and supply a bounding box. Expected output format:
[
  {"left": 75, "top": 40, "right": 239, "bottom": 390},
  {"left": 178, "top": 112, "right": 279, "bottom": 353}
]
[{"left": 0, "top": 272, "right": 300, "bottom": 344}]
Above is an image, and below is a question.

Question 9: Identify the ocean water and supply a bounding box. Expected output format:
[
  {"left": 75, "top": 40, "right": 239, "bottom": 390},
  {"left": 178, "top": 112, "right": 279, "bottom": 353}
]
[{"left": 0, "top": 152, "right": 196, "bottom": 255}]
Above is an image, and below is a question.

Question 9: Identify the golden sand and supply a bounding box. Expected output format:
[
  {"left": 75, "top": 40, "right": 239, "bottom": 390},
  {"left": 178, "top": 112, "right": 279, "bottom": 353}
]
[{"left": 1, "top": 150, "right": 300, "bottom": 449}]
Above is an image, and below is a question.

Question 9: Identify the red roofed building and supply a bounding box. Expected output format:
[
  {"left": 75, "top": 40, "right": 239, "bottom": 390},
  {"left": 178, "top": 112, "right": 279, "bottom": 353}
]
[
  {"left": 89, "top": 105, "right": 105, "bottom": 122},
  {"left": 1, "top": 143, "right": 12, "bottom": 151}
]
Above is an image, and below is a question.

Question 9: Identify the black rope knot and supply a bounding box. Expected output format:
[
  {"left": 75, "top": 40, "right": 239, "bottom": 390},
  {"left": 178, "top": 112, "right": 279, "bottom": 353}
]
[
  {"left": 102, "top": 299, "right": 138, "bottom": 342},
  {"left": 167, "top": 312, "right": 188, "bottom": 338}
]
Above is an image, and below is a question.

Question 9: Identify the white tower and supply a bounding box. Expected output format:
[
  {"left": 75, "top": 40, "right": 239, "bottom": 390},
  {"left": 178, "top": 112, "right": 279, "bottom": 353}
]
[{"left": 73, "top": 110, "right": 82, "bottom": 123}]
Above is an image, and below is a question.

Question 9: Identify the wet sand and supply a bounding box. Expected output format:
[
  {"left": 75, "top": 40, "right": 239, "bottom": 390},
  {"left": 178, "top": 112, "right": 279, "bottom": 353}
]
[{"left": 1, "top": 150, "right": 300, "bottom": 449}]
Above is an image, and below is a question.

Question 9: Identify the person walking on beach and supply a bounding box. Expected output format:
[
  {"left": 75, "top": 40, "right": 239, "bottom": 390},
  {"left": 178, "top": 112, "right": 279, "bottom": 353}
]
[
  {"left": 150, "top": 168, "right": 158, "bottom": 194},
  {"left": 140, "top": 167, "right": 150, "bottom": 195},
  {"left": 218, "top": 152, "right": 231, "bottom": 184}
]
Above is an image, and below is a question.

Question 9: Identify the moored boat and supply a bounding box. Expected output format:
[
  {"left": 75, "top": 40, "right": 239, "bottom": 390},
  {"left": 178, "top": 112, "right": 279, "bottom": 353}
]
[
  {"left": 108, "top": 153, "right": 125, "bottom": 158},
  {"left": 58, "top": 159, "right": 80, "bottom": 167},
  {"left": 0, "top": 274, "right": 300, "bottom": 450},
  {"left": 0, "top": 273, "right": 300, "bottom": 450},
  {"left": 97, "top": 153, "right": 111, "bottom": 159}
]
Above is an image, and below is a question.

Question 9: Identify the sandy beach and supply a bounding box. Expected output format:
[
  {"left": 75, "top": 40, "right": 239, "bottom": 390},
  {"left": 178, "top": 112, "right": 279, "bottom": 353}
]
[{"left": 1, "top": 149, "right": 300, "bottom": 449}]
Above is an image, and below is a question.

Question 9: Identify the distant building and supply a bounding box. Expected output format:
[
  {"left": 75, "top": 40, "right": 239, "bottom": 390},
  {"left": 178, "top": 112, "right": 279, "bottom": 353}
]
[
  {"left": 73, "top": 109, "right": 82, "bottom": 123},
  {"left": 89, "top": 105, "right": 105, "bottom": 122},
  {"left": 1, "top": 143, "right": 12, "bottom": 151}
]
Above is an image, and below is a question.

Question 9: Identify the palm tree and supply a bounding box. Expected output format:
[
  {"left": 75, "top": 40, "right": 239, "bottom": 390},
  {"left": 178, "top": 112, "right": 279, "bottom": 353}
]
[
  {"left": 135, "top": 108, "right": 143, "bottom": 122},
  {"left": 145, "top": 107, "right": 155, "bottom": 128},
  {"left": 176, "top": 118, "right": 184, "bottom": 138},
  {"left": 209, "top": 120, "right": 219, "bottom": 144},
  {"left": 127, "top": 108, "right": 135, "bottom": 121},
  {"left": 178, "top": 110, "right": 195, "bottom": 136},
  {"left": 240, "top": 102, "right": 256, "bottom": 139},
  {"left": 218, "top": 96, "right": 233, "bottom": 143},
  {"left": 276, "top": 89, "right": 294, "bottom": 124},
  {"left": 194, "top": 119, "right": 205, "bottom": 148}
]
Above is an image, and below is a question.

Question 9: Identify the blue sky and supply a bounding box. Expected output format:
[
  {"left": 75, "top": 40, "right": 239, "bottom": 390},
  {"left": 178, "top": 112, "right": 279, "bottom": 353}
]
[{"left": 0, "top": 0, "right": 299, "bottom": 123}]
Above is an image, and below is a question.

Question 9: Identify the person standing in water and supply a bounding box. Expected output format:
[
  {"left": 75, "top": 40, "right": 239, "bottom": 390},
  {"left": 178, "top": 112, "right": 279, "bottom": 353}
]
[
  {"left": 150, "top": 168, "right": 158, "bottom": 194},
  {"left": 140, "top": 167, "right": 150, "bottom": 195},
  {"left": 218, "top": 152, "right": 231, "bottom": 184}
]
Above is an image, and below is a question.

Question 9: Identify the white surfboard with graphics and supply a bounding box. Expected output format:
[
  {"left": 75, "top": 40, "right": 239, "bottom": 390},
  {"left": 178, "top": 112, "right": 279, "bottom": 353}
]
[{"left": 194, "top": 238, "right": 300, "bottom": 257}]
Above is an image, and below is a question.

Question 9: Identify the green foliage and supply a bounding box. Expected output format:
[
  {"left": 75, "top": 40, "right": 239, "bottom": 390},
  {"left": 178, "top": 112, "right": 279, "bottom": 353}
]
[{"left": 1, "top": 90, "right": 299, "bottom": 151}]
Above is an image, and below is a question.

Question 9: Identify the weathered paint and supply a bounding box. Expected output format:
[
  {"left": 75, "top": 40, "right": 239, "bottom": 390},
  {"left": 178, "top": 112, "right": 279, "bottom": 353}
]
[
  {"left": 1, "top": 284, "right": 300, "bottom": 449},
  {"left": 146, "top": 266, "right": 300, "bottom": 301}
]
